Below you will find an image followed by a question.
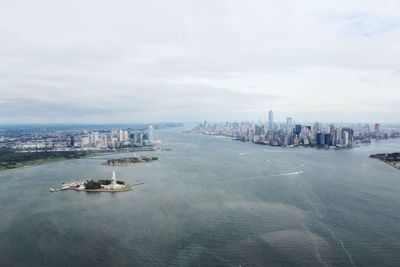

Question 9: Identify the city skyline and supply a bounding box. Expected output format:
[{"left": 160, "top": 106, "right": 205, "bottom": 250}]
[{"left": 1, "top": 1, "right": 400, "bottom": 123}]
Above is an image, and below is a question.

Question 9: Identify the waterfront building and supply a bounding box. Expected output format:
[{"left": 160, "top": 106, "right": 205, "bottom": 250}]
[
  {"left": 316, "top": 132, "right": 325, "bottom": 146},
  {"left": 325, "top": 133, "right": 333, "bottom": 146},
  {"left": 335, "top": 128, "right": 342, "bottom": 146},
  {"left": 343, "top": 131, "right": 349, "bottom": 147},
  {"left": 148, "top": 126, "right": 154, "bottom": 144},
  {"left": 342, "top": 127, "right": 354, "bottom": 145}
]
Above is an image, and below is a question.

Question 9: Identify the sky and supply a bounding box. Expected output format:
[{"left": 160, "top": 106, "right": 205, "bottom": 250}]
[{"left": 0, "top": 0, "right": 400, "bottom": 124}]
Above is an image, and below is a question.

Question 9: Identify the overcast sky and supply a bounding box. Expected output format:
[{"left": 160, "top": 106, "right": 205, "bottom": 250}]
[{"left": 1, "top": 0, "right": 400, "bottom": 124}]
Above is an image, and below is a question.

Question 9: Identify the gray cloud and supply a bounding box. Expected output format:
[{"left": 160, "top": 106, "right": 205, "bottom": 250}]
[{"left": 0, "top": 0, "right": 400, "bottom": 123}]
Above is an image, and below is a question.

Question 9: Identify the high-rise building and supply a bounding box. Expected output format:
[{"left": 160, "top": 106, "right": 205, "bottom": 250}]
[
  {"left": 118, "top": 130, "right": 123, "bottom": 142},
  {"left": 343, "top": 131, "right": 349, "bottom": 147},
  {"left": 295, "top": 124, "right": 302, "bottom": 136},
  {"left": 342, "top": 127, "right": 354, "bottom": 146},
  {"left": 286, "top": 117, "right": 293, "bottom": 134},
  {"left": 91, "top": 132, "right": 99, "bottom": 143},
  {"left": 335, "top": 128, "right": 342, "bottom": 146},
  {"left": 70, "top": 136, "right": 74, "bottom": 147},
  {"left": 313, "top": 122, "right": 321, "bottom": 132},
  {"left": 133, "top": 130, "right": 138, "bottom": 145},
  {"left": 81, "top": 136, "right": 90, "bottom": 147},
  {"left": 316, "top": 132, "right": 325, "bottom": 145},
  {"left": 329, "top": 124, "right": 335, "bottom": 134},
  {"left": 268, "top": 110, "right": 274, "bottom": 133},
  {"left": 147, "top": 126, "right": 154, "bottom": 144},
  {"left": 375, "top": 123, "right": 381, "bottom": 137},
  {"left": 123, "top": 130, "right": 129, "bottom": 142}
]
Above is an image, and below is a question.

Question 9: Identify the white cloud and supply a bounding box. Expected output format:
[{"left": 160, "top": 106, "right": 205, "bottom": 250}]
[{"left": 0, "top": 0, "right": 399, "bottom": 123}]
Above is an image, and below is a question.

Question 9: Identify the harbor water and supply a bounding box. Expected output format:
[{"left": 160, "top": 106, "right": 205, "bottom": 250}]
[{"left": 1, "top": 129, "right": 400, "bottom": 266}]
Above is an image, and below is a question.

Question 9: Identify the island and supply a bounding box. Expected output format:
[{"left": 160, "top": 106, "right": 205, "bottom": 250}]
[
  {"left": 102, "top": 156, "right": 159, "bottom": 166},
  {"left": 370, "top": 153, "right": 400, "bottom": 171},
  {"left": 51, "top": 172, "right": 143, "bottom": 192}
]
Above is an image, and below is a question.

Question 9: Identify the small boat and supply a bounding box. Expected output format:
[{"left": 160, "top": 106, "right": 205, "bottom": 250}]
[
  {"left": 61, "top": 184, "right": 70, "bottom": 190},
  {"left": 50, "top": 187, "right": 55, "bottom": 192}
]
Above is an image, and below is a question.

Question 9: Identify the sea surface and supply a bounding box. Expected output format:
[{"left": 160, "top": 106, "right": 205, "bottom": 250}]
[{"left": 1, "top": 129, "right": 400, "bottom": 267}]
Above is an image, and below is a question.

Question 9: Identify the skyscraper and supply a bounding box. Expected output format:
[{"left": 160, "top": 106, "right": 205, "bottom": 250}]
[
  {"left": 286, "top": 117, "right": 293, "bottom": 134},
  {"left": 268, "top": 110, "right": 274, "bottom": 133},
  {"left": 148, "top": 126, "right": 154, "bottom": 144},
  {"left": 295, "top": 124, "right": 302, "bottom": 136},
  {"left": 70, "top": 136, "right": 74, "bottom": 147},
  {"left": 375, "top": 123, "right": 381, "bottom": 137}
]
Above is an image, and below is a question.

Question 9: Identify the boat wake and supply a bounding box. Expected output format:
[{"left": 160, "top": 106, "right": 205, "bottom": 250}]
[
  {"left": 221, "top": 171, "right": 304, "bottom": 183},
  {"left": 271, "top": 171, "right": 304, "bottom": 176}
]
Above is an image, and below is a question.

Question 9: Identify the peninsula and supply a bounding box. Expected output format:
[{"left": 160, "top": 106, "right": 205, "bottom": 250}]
[
  {"left": 0, "top": 150, "right": 90, "bottom": 173},
  {"left": 370, "top": 153, "right": 400, "bottom": 171}
]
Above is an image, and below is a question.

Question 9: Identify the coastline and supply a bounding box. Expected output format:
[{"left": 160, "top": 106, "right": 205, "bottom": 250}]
[
  {"left": 0, "top": 147, "right": 161, "bottom": 175},
  {"left": 0, "top": 157, "right": 72, "bottom": 175},
  {"left": 370, "top": 153, "right": 400, "bottom": 171}
]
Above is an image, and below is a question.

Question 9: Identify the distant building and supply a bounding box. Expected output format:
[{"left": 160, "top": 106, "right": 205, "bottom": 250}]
[
  {"left": 295, "top": 124, "right": 302, "bottom": 136},
  {"left": 375, "top": 123, "right": 381, "bottom": 137},
  {"left": 343, "top": 131, "right": 349, "bottom": 147},
  {"left": 342, "top": 127, "right": 354, "bottom": 146},
  {"left": 329, "top": 124, "right": 335, "bottom": 134},
  {"left": 268, "top": 110, "right": 274, "bottom": 133},
  {"left": 313, "top": 122, "right": 321, "bottom": 132},
  {"left": 316, "top": 132, "right": 325, "bottom": 145},
  {"left": 70, "top": 136, "right": 74, "bottom": 147},
  {"left": 148, "top": 126, "right": 154, "bottom": 144},
  {"left": 80, "top": 136, "right": 89, "bottom": 147},
  {"left": 335, "top": 128, "right": 342, "bottom": 146},
  {"left": 286, "top": 117, "right": 293, "bottom": 134}
]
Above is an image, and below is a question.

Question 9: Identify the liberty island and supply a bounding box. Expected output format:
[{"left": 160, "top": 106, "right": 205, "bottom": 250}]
[{"left": 50, "top": 171, "right": 142, "bottom": 192}]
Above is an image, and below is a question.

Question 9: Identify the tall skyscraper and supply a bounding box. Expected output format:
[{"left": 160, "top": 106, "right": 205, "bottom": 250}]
[
  {"left": 375, "top": 123, "right": 381, "bottom": 137},
  {"left": 286, "top": 117, "right": 293, "bottom": 134},
  {"left": 342, "top": 127, "right": 354, "bottom": 145},
  {"left": 268, "top": 110, "right": 274, "bottom": 133},
  {"left": 295, "top": 124, "right": 302, "bottom": 136},
  {"left": 148, "top": 126, "right": 154, "bottom": 144},
  {"left": 70, "top": 136, "right": 74, "bottom": 147},
  {"left": 343, "top": 131, "right": 349, "bottom": 147},
  {"left": 313, "top": 122, "right": 321, "bottom": 132},
  {"left": 329, "top": 124, "right": 335, "bottom": 134}
]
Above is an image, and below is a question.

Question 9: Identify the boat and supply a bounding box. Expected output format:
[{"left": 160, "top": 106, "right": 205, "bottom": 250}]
[
  {"left": 61, "top": 184, "right": 70, "bottom": 190},
  {"left": 50, "top": 187, "right": 55, "bottom": 192}
]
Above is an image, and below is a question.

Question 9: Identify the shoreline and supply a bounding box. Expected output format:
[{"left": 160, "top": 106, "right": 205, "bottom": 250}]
[
  {"left": 0, "top": 157, "right": 71, "bottom": 175},
  {"left": 69, "top": 187, "right": 134, "bottom": 192},
  {"left": 0, "top": 147, "right": 161, "bottom": 175},
  {"left": 370, "top": 153, "right": 400, "bottom": 171}
]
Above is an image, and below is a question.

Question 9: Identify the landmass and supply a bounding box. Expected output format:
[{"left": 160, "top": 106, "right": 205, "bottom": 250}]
[
  {"left": 0, "top": 150, "right": 91, "bottom": 173},
  {"left": 370, "top": 153, "right": 400, "bottom": 171},
  {"left": 103, "top": 156, "right": 159, "bottom": 166},
  {"left": 51, "top": 172, "right": 143, "bottom": 192}
]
